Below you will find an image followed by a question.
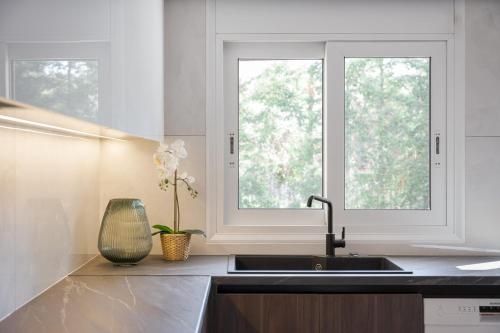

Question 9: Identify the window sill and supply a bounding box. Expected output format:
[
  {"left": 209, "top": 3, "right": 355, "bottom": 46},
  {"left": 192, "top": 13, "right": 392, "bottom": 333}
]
[{"left": 207, "top": 229, "right": 465, "bottom": 244}]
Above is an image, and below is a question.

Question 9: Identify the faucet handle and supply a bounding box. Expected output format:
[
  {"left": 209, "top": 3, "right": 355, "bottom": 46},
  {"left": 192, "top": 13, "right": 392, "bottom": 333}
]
[{"left": 341, "top": 227, "right": 345, "bottom": 240}]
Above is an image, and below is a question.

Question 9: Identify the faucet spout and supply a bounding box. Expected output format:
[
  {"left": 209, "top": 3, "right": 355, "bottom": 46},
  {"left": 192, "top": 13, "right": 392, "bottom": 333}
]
[
  {"left": 307, "top": 195, "right": 346, "bottom": 256},
  {"left": 307, "top": 195, "right": 332, "bottom": 233}
]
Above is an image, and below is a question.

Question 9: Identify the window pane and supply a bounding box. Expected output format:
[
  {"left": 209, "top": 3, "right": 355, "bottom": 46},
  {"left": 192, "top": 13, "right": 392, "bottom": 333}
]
[
  {"left": 13, "top": 60, "right": 99, "bottom": 121},
  {"left": 239, "top": 60, "right": 323, "bottom": 209},
  {"left": 345, "top": 58, "right": 430, "bottom": 210}
]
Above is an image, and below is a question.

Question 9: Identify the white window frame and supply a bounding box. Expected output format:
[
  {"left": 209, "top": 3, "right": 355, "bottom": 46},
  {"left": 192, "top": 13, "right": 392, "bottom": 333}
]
[
  {"left": 206, "top": 30, "right": 465, "bottom": 244},
  {"left": 5, "top": 42, "right": 111, "bottom": 126},
  {"left": 327, "top": 41, "right": 446, "bottom": 231},
  {"left": 223, "top": 42, "right": 326, "bottom": 235}
]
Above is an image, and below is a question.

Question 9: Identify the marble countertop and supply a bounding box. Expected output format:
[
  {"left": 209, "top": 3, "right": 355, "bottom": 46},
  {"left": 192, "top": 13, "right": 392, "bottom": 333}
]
[
  {"left": 0, "top": 275, "right": 211, "bottom": 333},
  {"left": 3, "top": 255, "right": 500, "bottom": 333}
]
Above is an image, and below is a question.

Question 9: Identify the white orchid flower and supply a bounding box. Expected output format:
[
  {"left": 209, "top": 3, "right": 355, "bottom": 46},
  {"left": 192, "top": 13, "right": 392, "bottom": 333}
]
[
  {"left": 170, "top": 139, "right": 188, "bottom": 159},
  {"left": 153, "top": 139, "right": 198, "bottom": 201},
  {"left": 165, "top": 153, "right": 178, "bottom": 168},
  {"left": 153, "top": 149, "right": 179, "bottom": 179}
]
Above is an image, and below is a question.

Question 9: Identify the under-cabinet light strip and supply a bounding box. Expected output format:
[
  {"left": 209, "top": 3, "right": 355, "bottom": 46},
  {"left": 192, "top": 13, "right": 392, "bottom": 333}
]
[
  {"left": 0, "top": 124, "right": 87, "bottom": 140},
  {"left": 0, "top": 115, "right": 125, "bottom": 141}
]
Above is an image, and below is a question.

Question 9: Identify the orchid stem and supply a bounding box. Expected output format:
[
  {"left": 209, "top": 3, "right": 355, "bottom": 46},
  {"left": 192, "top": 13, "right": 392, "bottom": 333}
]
[{"left": 173, "top": 170, "right": 179, "bottom": 233}]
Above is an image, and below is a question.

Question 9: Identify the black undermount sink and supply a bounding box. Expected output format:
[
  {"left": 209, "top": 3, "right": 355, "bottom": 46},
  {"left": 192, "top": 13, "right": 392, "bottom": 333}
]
[{"left": 228, "top": 255, "right": 412, "bottom": 274}]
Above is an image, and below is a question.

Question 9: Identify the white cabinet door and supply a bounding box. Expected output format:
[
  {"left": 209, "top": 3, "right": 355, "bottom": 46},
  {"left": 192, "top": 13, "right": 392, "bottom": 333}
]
[
  {"left": 110, "top": 0, "right": 164, "bottom": 141},
  {"left": 0, "top": 0, "right": 164, "bottom": 141}
]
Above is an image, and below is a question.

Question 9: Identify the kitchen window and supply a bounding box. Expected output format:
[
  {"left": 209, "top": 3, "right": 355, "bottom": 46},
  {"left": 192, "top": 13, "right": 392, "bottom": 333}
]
[{"left": 210, "top": 38, "right": 459, "bottom": 241}]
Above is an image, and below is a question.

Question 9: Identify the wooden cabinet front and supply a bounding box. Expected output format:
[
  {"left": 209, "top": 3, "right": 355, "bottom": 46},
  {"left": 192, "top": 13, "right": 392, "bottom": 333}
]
[
  {"left": 319, "top": 294, "right": 423, "bottom": 333},
  {"left": 213, "top": 293, "right": 423, "bottom": 333},
  {"left": 215, "top": 294, "right": 320, "bottom": 333}
]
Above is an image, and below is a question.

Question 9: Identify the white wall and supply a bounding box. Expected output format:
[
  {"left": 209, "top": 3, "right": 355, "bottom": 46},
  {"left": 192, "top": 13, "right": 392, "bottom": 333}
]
[
  {"left": 465, "top": 0, "right": 500, "bottom": 250},
  {"left": 162, "top": 0, "right": 500, "bottom": 255},
  {"left": 0, "top": 0, "right": 110, "bottom": 41},
  {"left": 0, "top": 123, "right": 100, "bottom": 321},
  {"left": 164, "top": 0, "right": 206, "bottom": 136},
  {"left": 215, "top": 0, "right": 454, "bottom": 34}
]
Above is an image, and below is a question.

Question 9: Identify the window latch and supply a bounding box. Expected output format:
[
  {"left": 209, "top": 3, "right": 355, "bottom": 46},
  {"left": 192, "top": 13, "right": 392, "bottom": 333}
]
[
  {"left": 229, "top": 132, "right": 235, "bottom": 155},
  {"left": 433, "top": 131, "right": 441, "bottom": 168}
]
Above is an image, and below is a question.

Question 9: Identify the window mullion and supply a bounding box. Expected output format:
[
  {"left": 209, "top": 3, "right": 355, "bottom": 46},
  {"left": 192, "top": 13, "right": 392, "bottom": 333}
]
[{"left": 325, "top": 42, "right": 346, "bottom": 225}]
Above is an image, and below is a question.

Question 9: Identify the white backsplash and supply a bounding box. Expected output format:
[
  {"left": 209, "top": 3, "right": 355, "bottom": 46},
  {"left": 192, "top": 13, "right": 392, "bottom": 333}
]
[
  {"left": 99, "top": 136, "right": 206, "bottom": 256},
  {"left": 0, "top": 127, "right": 99, "bottom": 320}
]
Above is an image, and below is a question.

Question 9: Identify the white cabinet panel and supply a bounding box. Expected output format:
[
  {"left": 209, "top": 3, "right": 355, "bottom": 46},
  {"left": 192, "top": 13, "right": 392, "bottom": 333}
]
[
  {"left": 7, "top": 42, "right": 112, "bottom": 126},
  {"left": 466, "top": 0, "right": 500, "bottom": 137},
  {"left": 164, "top": 0, "right": 206, "bottom": 136},
  {"left": 0, "top": 43, "right": 5, "bottom": 97},
  {"left": 110, "top": 0, "right": 164, "bottom": 140},
  {"left": 466, "top": 137, "right": 500, "bottom": 249},
  {"left": 216, "top": 0, "right": 454, "bottom": 34},
  {"left": 0, "top": 0, "right": 164, "bottom": 141},
  {"left": 0, "top": 0, "right": 110, "bottom": 41}
]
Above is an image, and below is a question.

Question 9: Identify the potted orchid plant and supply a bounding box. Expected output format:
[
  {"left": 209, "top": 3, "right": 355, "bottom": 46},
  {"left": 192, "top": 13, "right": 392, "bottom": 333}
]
[{"left": 152, "top": 139, "right": 204, "bottom": 261}]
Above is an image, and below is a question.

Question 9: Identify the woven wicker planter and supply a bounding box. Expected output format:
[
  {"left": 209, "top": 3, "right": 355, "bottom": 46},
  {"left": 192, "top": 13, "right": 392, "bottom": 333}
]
[{"left": 160, "top": 233, "right": 191, "bottom": 261}]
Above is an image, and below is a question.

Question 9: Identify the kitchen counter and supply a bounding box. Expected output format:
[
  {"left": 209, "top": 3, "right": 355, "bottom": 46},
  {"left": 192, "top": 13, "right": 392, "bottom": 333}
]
[
  {"left": 0, "top": 274, "right": 211, "bottom": 333},
  {"left": 3, "top": 255, "right": 500, "bottom": 333}
]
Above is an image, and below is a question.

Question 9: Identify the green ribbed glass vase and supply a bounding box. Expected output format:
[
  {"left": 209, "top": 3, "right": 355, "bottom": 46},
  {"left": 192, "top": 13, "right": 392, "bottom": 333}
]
[{"left": 98, "top": 199, "right": 152, "bottom": 265}]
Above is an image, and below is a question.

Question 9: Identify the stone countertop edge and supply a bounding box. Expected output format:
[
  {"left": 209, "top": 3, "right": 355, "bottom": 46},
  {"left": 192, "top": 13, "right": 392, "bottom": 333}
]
[{"left": 195, "top": 275, "right": 212, "bottom": 333}]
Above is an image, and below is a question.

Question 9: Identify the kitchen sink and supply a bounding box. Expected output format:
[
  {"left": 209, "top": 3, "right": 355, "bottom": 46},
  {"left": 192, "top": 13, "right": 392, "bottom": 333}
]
[{"left": 228, "top": 255, "right": 412, "bottom": 274}]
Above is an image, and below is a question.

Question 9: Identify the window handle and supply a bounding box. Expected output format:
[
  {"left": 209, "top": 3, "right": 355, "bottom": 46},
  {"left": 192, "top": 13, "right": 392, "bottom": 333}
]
[
  {"left": 229, "top": 132, "right": 235, "bottom": 154},
  {"left": 435, "top": 135, "right": 440, "bottom": 155}
]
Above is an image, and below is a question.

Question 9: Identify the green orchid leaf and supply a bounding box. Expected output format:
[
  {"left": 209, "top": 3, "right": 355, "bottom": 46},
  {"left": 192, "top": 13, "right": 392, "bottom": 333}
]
[
  {"left": 152, "top": 224, "right": 174, "bottom": 234},
  {"left": 180, "top": 229, "right": 206, "bottom": 237}
]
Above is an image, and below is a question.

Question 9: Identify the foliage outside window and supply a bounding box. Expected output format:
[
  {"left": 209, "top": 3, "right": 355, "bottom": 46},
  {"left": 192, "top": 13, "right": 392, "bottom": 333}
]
[
  {"left": 238, "top": 60, "right": 323, "bottom": 209},
  {"left": 344, "top": 58, "right": 430, "bottom": 210}
]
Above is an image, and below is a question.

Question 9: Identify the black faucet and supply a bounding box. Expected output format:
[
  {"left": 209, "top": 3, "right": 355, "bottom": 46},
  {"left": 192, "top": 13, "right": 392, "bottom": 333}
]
[{"left": 307, "top": 195, "right": 346, "bottom": 257}]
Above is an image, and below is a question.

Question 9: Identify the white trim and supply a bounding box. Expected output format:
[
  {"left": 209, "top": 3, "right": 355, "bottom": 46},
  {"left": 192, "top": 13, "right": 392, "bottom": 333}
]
[
  {"left": 216, "top": 33, "right": 455, "bottom": 42},
  {"left": 451, "top": 0, "right": 466, "bottom": 241},
  {"left": 208, "top": 231, "right": 463, "bottom": 244},
  {"left": 0, "top": 43, "right": 6, "bottom": 97},
  {"left": 205, "top": 0, "right": 466, "bottom": 244},
  {"left": 205, "top": 0, "right": 218, "bottom": 240}
]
